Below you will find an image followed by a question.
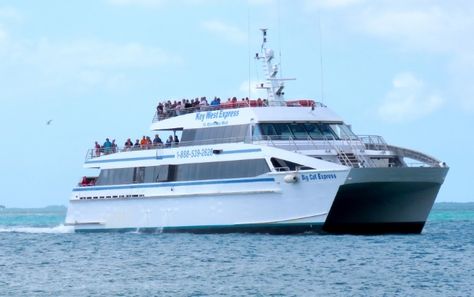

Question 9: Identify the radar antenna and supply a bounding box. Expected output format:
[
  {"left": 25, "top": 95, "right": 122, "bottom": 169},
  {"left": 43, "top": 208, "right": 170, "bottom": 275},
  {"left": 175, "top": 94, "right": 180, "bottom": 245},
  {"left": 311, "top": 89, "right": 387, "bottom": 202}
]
[{"left": 255, "top": 29, "right": 295, "bottom": 105}]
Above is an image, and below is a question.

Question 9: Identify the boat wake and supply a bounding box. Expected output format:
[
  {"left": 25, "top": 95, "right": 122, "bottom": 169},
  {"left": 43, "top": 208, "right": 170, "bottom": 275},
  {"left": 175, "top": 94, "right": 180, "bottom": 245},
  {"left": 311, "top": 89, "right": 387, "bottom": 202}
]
[{"left": 0, "top": 224, "right": 74, "bottom": 234}]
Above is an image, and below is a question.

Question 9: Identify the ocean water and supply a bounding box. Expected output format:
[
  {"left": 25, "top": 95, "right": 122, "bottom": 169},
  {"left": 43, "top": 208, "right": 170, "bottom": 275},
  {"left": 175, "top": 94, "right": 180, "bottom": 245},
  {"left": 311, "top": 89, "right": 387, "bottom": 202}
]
[{"left": 0, "top": 204, "right": 473, "bottom": 297}]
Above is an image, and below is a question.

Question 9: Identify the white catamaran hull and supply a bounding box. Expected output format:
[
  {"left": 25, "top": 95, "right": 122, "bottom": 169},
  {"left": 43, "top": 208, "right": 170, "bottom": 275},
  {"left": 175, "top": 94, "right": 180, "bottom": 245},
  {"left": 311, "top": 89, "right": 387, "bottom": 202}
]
[{"left": 66, "top": 170, "right": 349, "bottom": 233}]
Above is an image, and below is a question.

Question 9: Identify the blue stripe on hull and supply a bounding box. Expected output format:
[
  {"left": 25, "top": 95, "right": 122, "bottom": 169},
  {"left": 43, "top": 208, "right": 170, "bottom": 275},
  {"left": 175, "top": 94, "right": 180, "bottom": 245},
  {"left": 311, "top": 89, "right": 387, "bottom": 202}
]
[
  {"left": 84, "top": 148, "right": 262, "bottom": 164},
  {"left": 74, "top": 223, "right": 324, "bottom": 235},
  {"left": 73, "top": 177, "right": 275, "bottom": 192}
]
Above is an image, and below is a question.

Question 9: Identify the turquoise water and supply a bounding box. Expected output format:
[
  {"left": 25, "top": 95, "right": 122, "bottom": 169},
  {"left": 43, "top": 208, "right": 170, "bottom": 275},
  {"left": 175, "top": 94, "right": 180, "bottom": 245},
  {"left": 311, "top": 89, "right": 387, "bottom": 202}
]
[{"left": 0, "top": 203, "right": 473, "bottom": 296}]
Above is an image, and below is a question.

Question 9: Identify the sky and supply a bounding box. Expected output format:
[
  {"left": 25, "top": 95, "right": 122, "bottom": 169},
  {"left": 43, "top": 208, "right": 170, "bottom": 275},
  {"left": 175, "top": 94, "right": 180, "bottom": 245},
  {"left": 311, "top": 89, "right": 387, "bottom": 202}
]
[{"left": 0, "top": 0, "right": 473, "bottom": 207}]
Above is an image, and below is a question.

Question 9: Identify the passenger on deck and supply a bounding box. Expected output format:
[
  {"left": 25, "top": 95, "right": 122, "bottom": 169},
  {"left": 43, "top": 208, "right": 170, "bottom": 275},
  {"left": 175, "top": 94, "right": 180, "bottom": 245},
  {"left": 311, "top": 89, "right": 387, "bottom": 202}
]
[
  {"left": 146, "top": 136, "right": 153, "bottom": 149},
  {"left": 80, "top": 176, "right": 88, "bottom": 186},
  {"left": 157, "top": 102, "right": 164, "bottom": 114},
  {"left": 124, "top": 138, "right": 133, "bottom": 150},
  {"left": 140, "top": 136, "right": 148, "bottom": 149},
  {"left": 134, "top": 139, "right": 140, "bottom": 149},
  {"left": 174, "top": 135, "right": 179, "bottom": 145},
  {"left": 103, "top": 138, "right": 112, "bottom": 154},
  {"left": 184, "top": 99, "right": 192, "bottom": 110},
  {"left": 175, "top": 101, "right": 183, "bottom": 115},
  {"left": 112, "top": 139, "right": 117, "bottom": 153},
  {"left": 94, "top": 141, "right": 101, "bottom": 157},
  {"left": 210, "top": 97, "right": 219, "bottom": 106},
  {"left": 165, "top": 135, "right": 173, "bottom": 147},
  {"left": 153, "top": 134, "right": 163, "bottom": 147},
  {"left": 200, "top": 97, "right": 208, "bottom": 110}
]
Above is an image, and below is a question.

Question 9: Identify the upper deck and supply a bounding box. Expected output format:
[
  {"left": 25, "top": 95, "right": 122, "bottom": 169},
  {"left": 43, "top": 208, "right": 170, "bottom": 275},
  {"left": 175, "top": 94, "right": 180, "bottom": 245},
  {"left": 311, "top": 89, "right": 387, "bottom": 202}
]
[
  {"left": 149, "top": 99, "right": 343, "bottom": 131},
  {"left": 152, "top": 99, "right": 324, "bottom": 122}
]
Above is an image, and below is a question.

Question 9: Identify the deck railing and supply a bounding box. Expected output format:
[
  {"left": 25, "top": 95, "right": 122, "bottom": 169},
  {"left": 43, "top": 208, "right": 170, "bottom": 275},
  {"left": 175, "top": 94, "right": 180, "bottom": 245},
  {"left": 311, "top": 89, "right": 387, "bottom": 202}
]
[
  {"left": 85, "top": 134, "right": 445, "bottom": 168},
  {"left": 152, "top": 100, "right": 326, "bottom": 122}
]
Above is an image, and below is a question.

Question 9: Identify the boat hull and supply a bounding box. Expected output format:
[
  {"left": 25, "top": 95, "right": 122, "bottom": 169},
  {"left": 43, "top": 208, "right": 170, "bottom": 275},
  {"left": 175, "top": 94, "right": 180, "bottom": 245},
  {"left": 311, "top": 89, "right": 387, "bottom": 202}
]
[
  {"left": 66, "top": 170, "right": 348, "bottom": 234},
  {"left": 323, "top": 167, "right": 448, "bottom": 234}
]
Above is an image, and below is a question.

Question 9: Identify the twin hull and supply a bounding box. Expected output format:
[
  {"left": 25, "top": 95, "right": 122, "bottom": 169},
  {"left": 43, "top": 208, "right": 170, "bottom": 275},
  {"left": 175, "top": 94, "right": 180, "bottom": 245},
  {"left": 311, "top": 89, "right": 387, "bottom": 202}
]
[{"left": 66, "top": 166, "right": 448, "bottom": 234}]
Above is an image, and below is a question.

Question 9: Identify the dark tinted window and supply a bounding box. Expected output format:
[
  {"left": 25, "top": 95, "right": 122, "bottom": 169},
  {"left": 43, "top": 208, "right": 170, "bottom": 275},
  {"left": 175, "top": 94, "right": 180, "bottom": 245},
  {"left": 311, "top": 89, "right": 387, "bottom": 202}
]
[
  {"left": 272, "top": 123, "right": 293, "bottom": 140},
  {"left": 258, "top": 123, "right": 340, "bottom": 141},
  {"left": 181, "top": 124, "right": 249, "bottom": 145},
  {"left": 94, "top": 159, "right": 269, "bottom": 185},
  {"left": 95, "top": 168, "right": 135, "bottom": 185},
  {"left": 303, "top": 123, "right": 324, "bottom": 140},
  {"left": 174, "top": 159, "right": 269, "bottom": 181},
  {"left": 288, "top": 123, "right": 309, "bottom": 140},
  {"left": 270, "top": 158, "right": 313, "bottom": 171}
]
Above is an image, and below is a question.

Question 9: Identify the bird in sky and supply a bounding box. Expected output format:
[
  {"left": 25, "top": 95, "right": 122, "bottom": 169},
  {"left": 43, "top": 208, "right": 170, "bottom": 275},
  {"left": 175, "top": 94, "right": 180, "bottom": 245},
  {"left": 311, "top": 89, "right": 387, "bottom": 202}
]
[{"left": 46, "top": 119, "right": 53, "bottom": 125}]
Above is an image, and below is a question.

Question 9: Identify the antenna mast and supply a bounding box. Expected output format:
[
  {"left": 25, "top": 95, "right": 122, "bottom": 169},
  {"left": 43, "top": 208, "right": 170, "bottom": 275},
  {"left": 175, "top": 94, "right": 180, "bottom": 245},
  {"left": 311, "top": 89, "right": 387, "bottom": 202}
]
[{"left": 255, "top": 29, "right": 294, "bottom": 105}]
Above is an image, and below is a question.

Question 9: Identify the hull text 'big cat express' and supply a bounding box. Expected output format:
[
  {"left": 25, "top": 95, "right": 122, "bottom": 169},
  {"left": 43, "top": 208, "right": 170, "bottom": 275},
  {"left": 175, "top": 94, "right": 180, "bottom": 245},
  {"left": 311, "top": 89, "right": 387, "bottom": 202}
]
[{"left": 65, "top": 29, "right": 448, "bottom": 234}]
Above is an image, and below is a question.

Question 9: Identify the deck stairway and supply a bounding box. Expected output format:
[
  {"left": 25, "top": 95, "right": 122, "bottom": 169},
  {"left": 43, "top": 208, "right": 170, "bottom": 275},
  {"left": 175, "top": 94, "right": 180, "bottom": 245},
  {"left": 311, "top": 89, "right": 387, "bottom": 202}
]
[{"left": 337, "top": 153, "right": 361, "bottom": 168}]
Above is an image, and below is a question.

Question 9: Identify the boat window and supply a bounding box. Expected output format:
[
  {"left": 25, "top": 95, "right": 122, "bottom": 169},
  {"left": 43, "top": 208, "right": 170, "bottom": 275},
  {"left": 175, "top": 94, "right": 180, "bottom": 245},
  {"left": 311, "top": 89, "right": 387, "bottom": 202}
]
[
  {"left": 213, "top": 126, "right": 226, "bottom": 142},
  {"left": 95, "top": 168, "right": 135, "bottom": 185},
  {"left": 174, "top": 159, "right": 269, "bottom": 181},
  {"left": 258, "top": 122, "right": 342, "bottom": 141},
  {"left": 234, "top": 125, "right": 249, "bottom": 142},
  {"left": 181, "top": 124, "right": 249, "bottom": 145},
  {"left": 181, "top": 129, "right": 196, "bottom": 143},
  {"left": 317, "top": 123, "right": 337, "bottom": 140},
  {"left": 93, "top": 159, "right": 269, "bottom": 186},
  {"left": 134, "top": 167, "right": 145, "bottom": 183},
  {"left": 272, "top": 123, "right": 294, "bottom": 140},
  {"left": 175, "top": 159, "right": 269, "bottom": 181},
  {"left": 144, "top": 166, "right": 158, "bottom": 183},
  {"left": 252, "top": 125, "right": 262, "bottom": 140},
  {"left": 270, "top": 157, "right": 314, "bottom": 171},
  {"left": 258, "top": 123, "right": 277, "bottom": 140},
  {"left": 288, "top": 123, "right": 309, "bottom": 140},
  {"left": 303, "top": 123, "right": 325, "bottom": 140},
  {"left": 156, "top": 165, "right": 172, "bottom": 182},
  {"left": 329, "top": 124, "right": 358, "bottom": 140}
]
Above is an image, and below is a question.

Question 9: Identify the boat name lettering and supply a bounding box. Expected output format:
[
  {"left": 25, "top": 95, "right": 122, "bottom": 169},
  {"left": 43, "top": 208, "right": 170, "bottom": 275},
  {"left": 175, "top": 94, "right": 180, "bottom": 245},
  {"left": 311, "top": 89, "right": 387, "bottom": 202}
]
[
  {"left": 301, "top": 173, "right": 337, "bottom": 182},
  {"left": 195, "top": 110, "right": 240, "bottom": 122},
  {"left": 176, "top": 148, "right": 213, "bottom": 159}
]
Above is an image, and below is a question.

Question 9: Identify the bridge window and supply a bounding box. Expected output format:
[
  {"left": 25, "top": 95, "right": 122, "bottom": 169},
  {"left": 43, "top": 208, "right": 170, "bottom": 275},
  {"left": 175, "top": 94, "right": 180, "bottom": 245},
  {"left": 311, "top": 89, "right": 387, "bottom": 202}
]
[{"left": 257, "top": 122, "right": 355, "bottom": 141}]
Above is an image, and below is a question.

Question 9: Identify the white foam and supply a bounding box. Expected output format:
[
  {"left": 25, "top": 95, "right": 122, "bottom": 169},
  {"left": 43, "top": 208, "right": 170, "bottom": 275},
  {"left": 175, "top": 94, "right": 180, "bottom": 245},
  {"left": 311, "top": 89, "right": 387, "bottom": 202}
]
[{"left": 0, "top": 224, "right": 74, "bottom": 234}]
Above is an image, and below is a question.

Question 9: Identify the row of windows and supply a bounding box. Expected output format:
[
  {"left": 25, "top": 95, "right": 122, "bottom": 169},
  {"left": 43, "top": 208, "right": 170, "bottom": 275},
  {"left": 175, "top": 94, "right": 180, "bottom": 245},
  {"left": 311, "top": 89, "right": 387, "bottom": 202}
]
[
  {"left": 95, "top": 159, "right": 270, "bottom": 186},
  {"left": 181, "top": 124, "right": 250, "bottom": 145},
  {"left": 255, "top": 123, "right": 357, "bottom": 141}
]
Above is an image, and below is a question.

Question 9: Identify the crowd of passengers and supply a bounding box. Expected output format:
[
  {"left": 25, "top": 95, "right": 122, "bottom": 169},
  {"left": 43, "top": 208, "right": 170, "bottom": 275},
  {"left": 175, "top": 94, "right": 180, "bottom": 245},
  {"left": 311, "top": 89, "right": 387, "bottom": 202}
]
[
  {"left": 156, "top": 96, "right": 268, "bottom": 119},
  {"left": 94, "top": 134, "right": 179, "bottom": 157}
]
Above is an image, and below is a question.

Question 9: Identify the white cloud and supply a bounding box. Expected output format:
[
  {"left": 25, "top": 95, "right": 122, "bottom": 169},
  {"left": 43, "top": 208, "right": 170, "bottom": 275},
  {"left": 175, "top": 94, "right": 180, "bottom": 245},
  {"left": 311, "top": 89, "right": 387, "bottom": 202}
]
[
  {"left": 377, "top": 72, "right": 444, "bottom": 123},
  {"left": 201, "top": 20, "right": 247, "bottom": 44},
  {"left": 305, "top": 1, "right": 474, "bottom": 55},
  {"left": 303, "top": 1, "right": 474, "bottom": 113}
]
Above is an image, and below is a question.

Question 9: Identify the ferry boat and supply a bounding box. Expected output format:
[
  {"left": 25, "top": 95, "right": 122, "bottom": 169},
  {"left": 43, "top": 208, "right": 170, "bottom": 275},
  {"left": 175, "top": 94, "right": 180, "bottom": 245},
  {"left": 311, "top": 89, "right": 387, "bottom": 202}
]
[{"left": 65, "top": 29, "right": 448, "bottom": 234}]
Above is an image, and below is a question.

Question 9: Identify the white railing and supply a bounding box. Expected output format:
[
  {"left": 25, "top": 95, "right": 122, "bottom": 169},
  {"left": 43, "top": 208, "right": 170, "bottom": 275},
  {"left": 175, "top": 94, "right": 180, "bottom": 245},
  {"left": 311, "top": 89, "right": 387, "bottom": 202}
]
[
  {"left": 85, "top": 136, "right": 250, "bottom": 161},
  {"left": 85, "top": 133, "right": 445, "bottom": 168}
]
